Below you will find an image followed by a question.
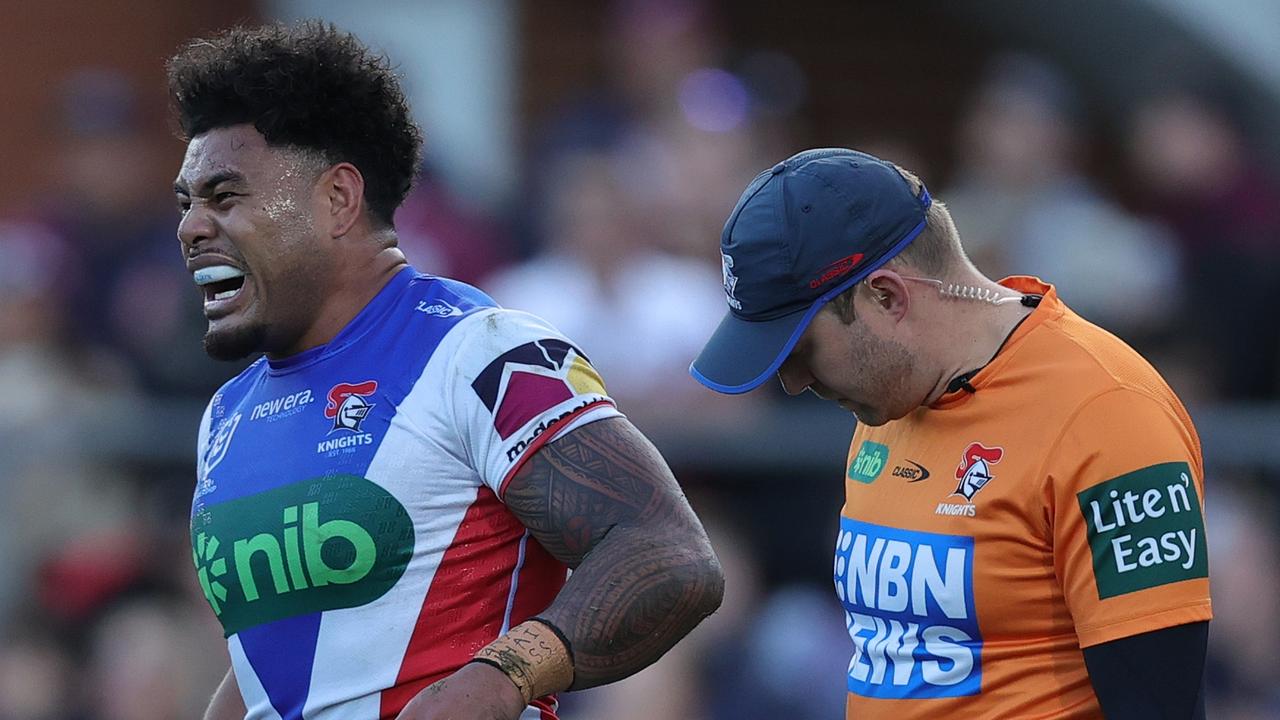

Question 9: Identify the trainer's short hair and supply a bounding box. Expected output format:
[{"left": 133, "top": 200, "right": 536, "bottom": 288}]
[
  {"left": 167, "top": 21, "right": 423, "bottom": 227},
  {"left": 825, "top": 163, "right": 967, "bottom": 324},
  {"left": 883, "top": 164, "right": 963, "bottom": 277}
]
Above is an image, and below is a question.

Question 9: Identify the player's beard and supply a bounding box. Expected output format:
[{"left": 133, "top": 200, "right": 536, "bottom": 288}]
[{"left": 203, "top": 322, "right": 268, "bottom": 361}]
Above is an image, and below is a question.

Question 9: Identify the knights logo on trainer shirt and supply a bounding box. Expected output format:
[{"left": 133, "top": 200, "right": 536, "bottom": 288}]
[
  {"left": 953, "top": 442, "right": 1003, "bottom": 501},
  {"left": 472, "top": 339, "right": 607, "bottom": 440},
  {"left": 325, "top": 380, "right": 378, "bottom": 433}
]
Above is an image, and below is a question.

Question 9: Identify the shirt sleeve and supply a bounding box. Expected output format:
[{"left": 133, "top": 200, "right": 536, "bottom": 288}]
[
  {"left": 447, "top": 308, "right": 622, "bottom": 498},
  {"left": 1044, "top": 387, "right": 1212, "bottom": 647}
]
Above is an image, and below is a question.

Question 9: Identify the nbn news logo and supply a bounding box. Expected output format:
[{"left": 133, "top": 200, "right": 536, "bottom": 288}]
[{"left": 833, "top": 518, "right": 982, "bottom": 699}]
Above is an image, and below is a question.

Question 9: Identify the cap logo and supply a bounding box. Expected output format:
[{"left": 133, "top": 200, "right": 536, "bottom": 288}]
[
  {"left": 809, "top": 253, "right": 864, "bottom": 289},
  {"left": 721, "top": 252, "right": 742, "bottom": 310}
]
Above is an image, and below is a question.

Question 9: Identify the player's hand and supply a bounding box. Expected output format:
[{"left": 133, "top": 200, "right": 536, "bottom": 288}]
[{"left": 395, "top": 662, "right": 527, "bottom": 720}]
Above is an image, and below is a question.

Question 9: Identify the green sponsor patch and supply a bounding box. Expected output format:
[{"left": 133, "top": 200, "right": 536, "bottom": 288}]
[
  {"left": 191, "top": 474, "right": 413, "bottom": 636},
  {"left": 848, "top": 441, "right": 890, "bottom": 484},
  {"left": 1077, "top": 462, "right": 1207, "bottom": 599}
]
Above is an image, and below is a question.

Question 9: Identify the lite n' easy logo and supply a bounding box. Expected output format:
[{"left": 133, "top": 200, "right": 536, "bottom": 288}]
[
  {"left": 1077, "top": 462, "right": 1207, "bottom": 599},
  {"left": 191, "top": 475, "right": 413, "bottom": 635},
  {"left": 848, "top": 441, "right": 890, "bottom": 484},
  {"left": 833, "top": 518, "right": 982, "bottom": 698}
]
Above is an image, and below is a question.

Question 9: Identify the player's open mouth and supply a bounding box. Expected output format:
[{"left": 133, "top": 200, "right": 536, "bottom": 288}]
[{"left": 193, "top": 264, "right": 250, "bottom": 317}]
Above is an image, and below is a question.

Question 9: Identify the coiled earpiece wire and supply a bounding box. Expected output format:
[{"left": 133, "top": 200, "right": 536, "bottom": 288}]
[{"left": 898, "top": 276, "right": 1024, "bottom": 306}]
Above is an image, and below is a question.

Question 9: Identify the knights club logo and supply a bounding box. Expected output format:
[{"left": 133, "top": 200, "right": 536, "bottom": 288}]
[
  {"left": 721, "top": 252, "right": 742, "bottom": 310},
  {"left": 953, "top": 442, "right": 1003, "bottom": 502},
  {"left": 325, "top": 380, "right": 378, "bottom": 433}
]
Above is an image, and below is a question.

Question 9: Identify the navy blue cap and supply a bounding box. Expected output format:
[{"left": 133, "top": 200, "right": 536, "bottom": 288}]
[{"left": 691, "top": 148, "right": 931, "bottom": 394}]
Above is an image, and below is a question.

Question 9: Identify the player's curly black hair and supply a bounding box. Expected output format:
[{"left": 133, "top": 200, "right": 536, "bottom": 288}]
[{"left": 167, "top": 21, "right": 423, "bottom": 227}]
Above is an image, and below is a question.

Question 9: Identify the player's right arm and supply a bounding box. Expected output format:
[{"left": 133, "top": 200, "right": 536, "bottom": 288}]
[{"left": 202, "top": 668, "right": 245, "bottom": 720}]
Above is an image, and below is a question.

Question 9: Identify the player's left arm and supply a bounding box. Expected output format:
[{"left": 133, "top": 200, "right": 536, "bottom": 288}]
[
  {"left": 498, "top": 415, "right": 724, "bottom": 689},
  {"left": 1082, "top": 621, "right": 1208, "bottom": 720}
]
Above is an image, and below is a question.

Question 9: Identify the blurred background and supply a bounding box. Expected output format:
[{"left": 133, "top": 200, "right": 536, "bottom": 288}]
[{"left": 1, "top": 0, "right": 1278, "bottom": 718}]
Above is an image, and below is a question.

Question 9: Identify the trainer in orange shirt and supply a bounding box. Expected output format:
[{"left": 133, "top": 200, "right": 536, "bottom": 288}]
[{"left": 692, "top": 149, "right": 1210, "bottom": 719}]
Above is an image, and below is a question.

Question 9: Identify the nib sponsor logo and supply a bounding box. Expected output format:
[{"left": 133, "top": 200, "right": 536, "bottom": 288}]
[
  {"left": 833, "top": 518, "right": 981, "bottom": 699},
  {"left": 193, "top": 532, "right": 229, "bottom": 615},
  {"left": 848, "top": 441, "right": 889, "bottom": 484},
  {"left": 190, "top": 475, "right": 413, "bottom": 635},
  {"left": 1077, "top": 462, "right": 1208, "bottom": 599}
]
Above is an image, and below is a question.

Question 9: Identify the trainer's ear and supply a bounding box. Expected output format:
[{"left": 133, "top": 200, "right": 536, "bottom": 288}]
[
  {"left": 862, "top": 270, "right": 910, "bottom": 321},
  {"left": 319, "top": 162, "right": 366, "bottom": 238}
]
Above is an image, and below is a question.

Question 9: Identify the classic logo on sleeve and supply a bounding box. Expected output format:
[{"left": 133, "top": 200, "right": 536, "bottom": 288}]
[
  {"left": 471, "top": 339, "right": 607, "bottom": 442},
  {"left": 1076, "top": 462, "right": 1208, "bottom": 599},
  {"left": 833, "top": 518, "right": 982, "bottom": 699}
]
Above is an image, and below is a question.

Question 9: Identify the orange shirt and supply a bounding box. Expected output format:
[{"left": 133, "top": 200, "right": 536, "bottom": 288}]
[{"left": 836, "top": 277, "right": 1211, "bottom": 719}]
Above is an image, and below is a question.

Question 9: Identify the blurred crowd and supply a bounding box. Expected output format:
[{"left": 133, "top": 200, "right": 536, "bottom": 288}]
[{"left": 1, "top": 1, "right": 1279, "bottom": 719}]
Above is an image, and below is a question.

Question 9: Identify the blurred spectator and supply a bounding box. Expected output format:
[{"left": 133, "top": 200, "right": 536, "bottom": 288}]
[
  {"left": 0, "top": 626, "right": 75, "bottom": 720},
  {"left": 84, "top": 598, "right": 222, "bottom": 720},
  {"left": 703, "top": 585, "right": 849, "bottom": 720},
  {"left": 35, "top": 68, "right": 234, "bottom": 398},
  {"left": 943, "top": 54, "right": 1180, "bottom": 339},
  {"left": 1127, "top": 86, "right": 1280, "bottom": 401},
  {"left": 0, "top": 221, "right": 95, "bottom": 427},
  {"left": 529, "top": 0, "right": 791, "bottom": 265},
  {"left": 560, "top": 507, "right": 764, "bottom": 720},
  {"left": 483, "top": 149, "right": 731, "bottom": 423},
  {"left": 1203, "top": 474, "right": 1280, "bottom": 719},
  {"left": 0, "top": 218, "right": 135, "bottom": 621},
  {"left": 394, "top": 164, "right": 513, "bottom": 285}
]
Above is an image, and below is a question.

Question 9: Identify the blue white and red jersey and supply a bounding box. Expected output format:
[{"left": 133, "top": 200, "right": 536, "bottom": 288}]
[{"left": 190, "top": 267, "right": 619, "bottom": 719}]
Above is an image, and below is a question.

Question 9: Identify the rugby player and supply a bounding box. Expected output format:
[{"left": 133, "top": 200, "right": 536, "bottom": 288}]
[{"left": 170, "top": 22, "right": 723, "bottom": 720}]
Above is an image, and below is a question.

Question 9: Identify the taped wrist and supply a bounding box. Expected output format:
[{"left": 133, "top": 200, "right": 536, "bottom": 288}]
[{"left": 470, "top": 618, "right": 575, "bottom": 704}]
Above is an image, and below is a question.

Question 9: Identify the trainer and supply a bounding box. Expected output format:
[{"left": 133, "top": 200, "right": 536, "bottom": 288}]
[{"left": 692, "top": 148, "right": 1210, "bottom": 719}]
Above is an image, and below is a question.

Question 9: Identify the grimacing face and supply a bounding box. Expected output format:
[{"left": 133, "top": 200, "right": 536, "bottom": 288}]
[
  {"left": 174, "top": 125, "right": 331, "bottom": 360},
  {"left": 777, "top": 305, "right": 918, "bottom": 427}
]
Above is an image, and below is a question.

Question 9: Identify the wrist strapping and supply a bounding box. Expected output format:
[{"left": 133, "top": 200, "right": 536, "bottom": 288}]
[{"left": 470, "top": 618, "right": 575, "bottom": 704}]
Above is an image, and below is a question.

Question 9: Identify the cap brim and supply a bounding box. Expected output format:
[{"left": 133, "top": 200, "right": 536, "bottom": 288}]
[{"left": 690, "top": 304, "right": 820, "bottom": 394}]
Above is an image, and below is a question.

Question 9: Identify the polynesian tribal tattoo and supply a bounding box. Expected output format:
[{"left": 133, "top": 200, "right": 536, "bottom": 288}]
[{"left": 502, "top": 416, "right": 723, "bottom": 689}]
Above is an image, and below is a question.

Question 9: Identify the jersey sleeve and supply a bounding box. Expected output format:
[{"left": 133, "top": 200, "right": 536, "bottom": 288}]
[
  {"left": 1044, "top": 387, "right": 1212, "bottom": 648},
  {"left": 447, "top": 308, "right": 622, "bottom": 498}
]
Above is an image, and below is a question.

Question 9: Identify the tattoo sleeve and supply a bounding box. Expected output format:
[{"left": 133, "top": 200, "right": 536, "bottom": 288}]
[{"left": 502, "top": 416, "right": 725, "bottom": 689}]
